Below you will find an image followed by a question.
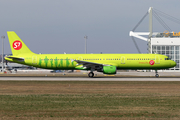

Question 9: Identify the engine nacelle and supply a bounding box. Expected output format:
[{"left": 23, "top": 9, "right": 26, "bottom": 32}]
[{"left": 103, "top": 66, "right": 117, "bottom": 74}]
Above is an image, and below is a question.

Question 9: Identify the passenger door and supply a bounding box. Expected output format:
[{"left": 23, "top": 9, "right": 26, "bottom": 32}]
[
  {"left": 32, "top": 56, "right": 37, "bottom": 64},
  {"left": 121, "top": 56, "right": 125, "bottom": 64},
  {"left": 155, "top": 55, "right": 160, "bottom": 64}
]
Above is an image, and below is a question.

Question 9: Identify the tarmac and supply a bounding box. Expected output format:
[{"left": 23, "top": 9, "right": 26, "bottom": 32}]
[
  {"left": 0, "top": 76, "right": 180, "bottom": 81},
  {"left": 0, "top": 70, "right": 180, "bottom": 81}
]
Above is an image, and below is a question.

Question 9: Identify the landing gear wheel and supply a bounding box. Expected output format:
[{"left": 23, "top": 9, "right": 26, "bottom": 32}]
[
  {"left": 88, "top": 72, "right": 94, "bottom": 78},
  {"left": 155, "top": 70, "right": 159, "bottom": 78},
  {"left": 155, "top": 74, "right": 159, "bottom": 78}
]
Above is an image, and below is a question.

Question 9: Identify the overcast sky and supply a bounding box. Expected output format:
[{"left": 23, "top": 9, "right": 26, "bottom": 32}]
[{"left": 0, "top": 0, "right": 180, "bottom": 54}]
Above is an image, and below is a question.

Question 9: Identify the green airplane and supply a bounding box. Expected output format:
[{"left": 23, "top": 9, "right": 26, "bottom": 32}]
[{"left": 5, "top": 31, "right": 176, "bottom": 77}]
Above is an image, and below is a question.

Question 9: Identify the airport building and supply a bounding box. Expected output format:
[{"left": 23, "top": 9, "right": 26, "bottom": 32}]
[
  {"left": 130, "top": 7, "right": 180, "bottom": 71},
  {"left": 151, "top": 32, "right": 180, "bottom": 71}
]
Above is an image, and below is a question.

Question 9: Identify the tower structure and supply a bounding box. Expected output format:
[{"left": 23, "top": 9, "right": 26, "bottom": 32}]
[{"left": 129, "top": 7, "right": 180, "bottom": 71}]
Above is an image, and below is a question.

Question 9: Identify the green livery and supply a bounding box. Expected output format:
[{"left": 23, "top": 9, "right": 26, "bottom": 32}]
[{"left": 5, "top": 31, "right": 176, "bottom": 77}]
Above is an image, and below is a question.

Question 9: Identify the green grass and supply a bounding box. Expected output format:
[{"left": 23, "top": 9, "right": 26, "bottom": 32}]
[{"left": 0, "top": 81, "right": 180, "bottom": 119}]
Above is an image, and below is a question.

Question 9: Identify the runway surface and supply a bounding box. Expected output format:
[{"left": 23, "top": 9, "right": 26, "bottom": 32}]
[{"left": 0, "top": 77, "right": 180, "bottom": 81}]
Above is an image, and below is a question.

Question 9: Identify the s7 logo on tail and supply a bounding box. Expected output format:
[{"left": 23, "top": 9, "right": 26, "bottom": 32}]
[{"left": 13, "top": 40, "right": 22, "bottom": 50}]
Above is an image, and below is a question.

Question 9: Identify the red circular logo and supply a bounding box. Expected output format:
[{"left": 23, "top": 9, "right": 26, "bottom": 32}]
[
  {"left": 13, "top": 40, "right": 22, "bottom": 50},
  {"left": 149, "top": 60, "right": 155, "bottom": 65}
]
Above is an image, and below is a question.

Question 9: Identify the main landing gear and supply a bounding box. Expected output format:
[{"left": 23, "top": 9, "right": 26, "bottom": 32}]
[
  {"left": 88, "top": 72, "right": 94, "bottom": 78},
  {"left": 155, "top": 70, "right": 159, "bottom": 78}
]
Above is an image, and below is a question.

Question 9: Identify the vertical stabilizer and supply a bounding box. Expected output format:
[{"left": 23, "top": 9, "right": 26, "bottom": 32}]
[{"left": 7, "top": 31, "right": 34, "bottom": 56}]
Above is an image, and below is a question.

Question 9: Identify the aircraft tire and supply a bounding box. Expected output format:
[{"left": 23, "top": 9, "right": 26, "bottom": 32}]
[
  {"left": 88, "top": 72, "right": 94, "bottom": 78},
  {"left": 155, "top": 74, "right": 159, "bottom": 78}
]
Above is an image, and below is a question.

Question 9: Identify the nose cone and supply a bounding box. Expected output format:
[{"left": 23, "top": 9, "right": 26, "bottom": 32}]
[{"left": 171, "top": 60, "right": 176, "bottom": 67}]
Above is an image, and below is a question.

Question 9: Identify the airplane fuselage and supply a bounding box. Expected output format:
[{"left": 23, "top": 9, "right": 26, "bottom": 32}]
[{"left": 5, "top": 53, "right": 175, "bottom": 70}]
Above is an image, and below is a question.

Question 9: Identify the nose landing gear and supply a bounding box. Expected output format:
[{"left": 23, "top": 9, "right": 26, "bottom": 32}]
[{"left": 155, "top": 70, "right": 159, "bottom": 78}]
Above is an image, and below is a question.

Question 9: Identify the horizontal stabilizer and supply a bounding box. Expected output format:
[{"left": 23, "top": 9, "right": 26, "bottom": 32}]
[{"left": 6, "top": 56, "right": 24, "bottom": 62}]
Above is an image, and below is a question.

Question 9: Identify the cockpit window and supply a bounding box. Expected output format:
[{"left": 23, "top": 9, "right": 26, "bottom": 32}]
[{"left": 165, "top": 58, "right": 171, "bottom": 60}]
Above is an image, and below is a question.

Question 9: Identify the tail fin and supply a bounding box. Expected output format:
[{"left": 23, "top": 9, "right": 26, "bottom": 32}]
[{"left": 7, "top": 31, "right": 34, "bottom": 56}]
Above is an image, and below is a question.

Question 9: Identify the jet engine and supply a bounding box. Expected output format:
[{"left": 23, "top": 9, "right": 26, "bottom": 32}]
[{"left": 97, "top": 66, "right": 117, "bottom": 74}]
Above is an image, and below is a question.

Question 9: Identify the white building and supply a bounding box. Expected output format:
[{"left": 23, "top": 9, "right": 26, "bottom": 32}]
[
  {"left": 151, "top": 32, "right": 180, "bottom": 71},
  {"left": 130, "top": 31, "right": 180, "bottom": 71}
]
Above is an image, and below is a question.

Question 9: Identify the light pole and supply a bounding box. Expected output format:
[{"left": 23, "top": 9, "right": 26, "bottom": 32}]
[
  {"left": 1, "top": 36, "right": 5, "bottom": 72},
  {"left": 84, "top": 35, "right": 88, "bottom": 54}
]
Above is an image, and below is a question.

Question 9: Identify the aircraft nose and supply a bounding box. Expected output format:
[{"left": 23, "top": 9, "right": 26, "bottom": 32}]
[{"left": 171, "top": 60, "right": 176, "bottom": 67}]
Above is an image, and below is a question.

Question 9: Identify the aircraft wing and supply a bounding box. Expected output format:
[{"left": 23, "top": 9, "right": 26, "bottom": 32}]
[
  {"left": 73, "top": 59, "right": 111, "bottom": 70},
  {"left": 75, "top": 60, "right": 103, "bottom": 67}
]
